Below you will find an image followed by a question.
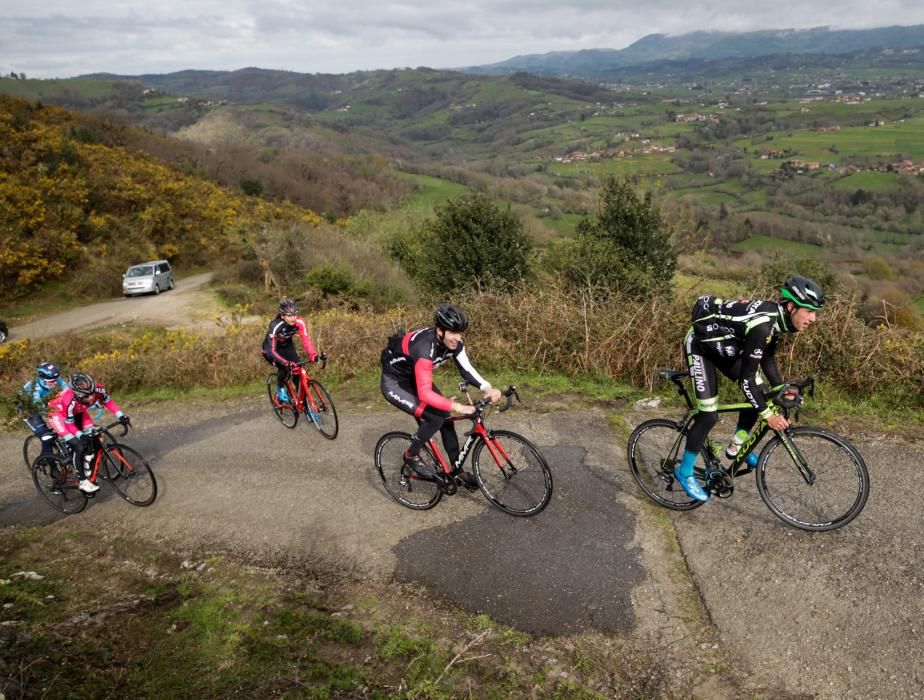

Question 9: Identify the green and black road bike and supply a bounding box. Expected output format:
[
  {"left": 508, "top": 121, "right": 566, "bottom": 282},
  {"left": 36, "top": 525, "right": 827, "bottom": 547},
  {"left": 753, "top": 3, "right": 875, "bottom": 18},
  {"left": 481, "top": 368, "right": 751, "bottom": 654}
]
[{"left": 628, "top": 371, "right": 869, "bottom": 531}]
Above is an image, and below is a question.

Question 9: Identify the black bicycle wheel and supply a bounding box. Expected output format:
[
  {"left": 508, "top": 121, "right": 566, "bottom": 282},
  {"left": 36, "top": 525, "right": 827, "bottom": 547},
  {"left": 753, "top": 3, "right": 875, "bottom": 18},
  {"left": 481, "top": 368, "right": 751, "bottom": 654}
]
[
  {"left": 266, "top": 373, "right": 298, "bottom": 428},
  {"left": 374, "top": 432, "right": 442, "bottom": 510},
  {"left": 31, "top": 455, "right": 88, "bottom": 514},
  {"left": 102, "top": 443, "right": 158, "bottom": 506},
  {"left": 23, "top": 435, "right": 65, "bottom": 471},
  {"left": 305, "top": 380, "right": 339, "bottom": 440},
  {"left": 756, "top": 426, "right": 869, "bottom": 531},
  {"left": 472, "top": 430, "right": 553, "bottom": 517},
  {"left": 627, "top": 418, "right": 705, "bottom": 511}
]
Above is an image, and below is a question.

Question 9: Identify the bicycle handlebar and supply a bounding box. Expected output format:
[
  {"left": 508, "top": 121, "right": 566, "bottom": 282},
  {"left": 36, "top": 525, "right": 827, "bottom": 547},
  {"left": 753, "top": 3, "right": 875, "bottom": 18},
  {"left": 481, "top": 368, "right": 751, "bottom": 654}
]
[
  {"left": 81, "top": 419, "right": 131, "bottom": 439},
  {"left": 458, "top": 383, "right": 520, "bottom": 417},
  {"left": 292, "top": 352, "right": 328, "bottom": 372}
]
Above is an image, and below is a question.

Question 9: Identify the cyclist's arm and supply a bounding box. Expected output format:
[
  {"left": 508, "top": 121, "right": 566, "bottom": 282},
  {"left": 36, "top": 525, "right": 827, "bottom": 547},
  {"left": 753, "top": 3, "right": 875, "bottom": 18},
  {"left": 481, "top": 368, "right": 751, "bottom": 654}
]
[
  {"left": 739, "top": 323, "right": 775, "bottom": 420},
  {"left": 413, "top": 359, "right": 453, "bottom": 413},
  {"left": 266, "top": 320, "right": 291, "bottom": 364},
  {"left": 295, "top": 317, "right": 318, "bottom": 360},
  {"left": 453, "top": 347, "right": 491, "bottom": 392},
  {"left": 96, "top": 388, "right": 124, "bottom": 419}
]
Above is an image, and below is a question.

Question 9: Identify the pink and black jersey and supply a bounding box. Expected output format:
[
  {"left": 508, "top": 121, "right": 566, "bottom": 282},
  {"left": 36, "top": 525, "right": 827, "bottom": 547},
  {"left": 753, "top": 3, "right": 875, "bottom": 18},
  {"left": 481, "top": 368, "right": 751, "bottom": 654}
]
[
  {"left": 47, "top": 384, "right": 122, "bottom": 438},
  {"left": 382, "top": 327, "right": 489, "bottom": 413},
  {"left": 262, "top": 315, "right": 317, "bottom": 364}
]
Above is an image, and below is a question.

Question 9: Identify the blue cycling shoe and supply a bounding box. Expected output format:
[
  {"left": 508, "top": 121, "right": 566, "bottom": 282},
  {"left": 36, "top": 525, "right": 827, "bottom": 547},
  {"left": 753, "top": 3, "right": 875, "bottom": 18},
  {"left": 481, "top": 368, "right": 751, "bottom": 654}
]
[
  {"left": 674, "top": 467, "right": 709, "bottom": 502},
  {"left": 276, "top": 387, "right": 290, "bottom": 404}
]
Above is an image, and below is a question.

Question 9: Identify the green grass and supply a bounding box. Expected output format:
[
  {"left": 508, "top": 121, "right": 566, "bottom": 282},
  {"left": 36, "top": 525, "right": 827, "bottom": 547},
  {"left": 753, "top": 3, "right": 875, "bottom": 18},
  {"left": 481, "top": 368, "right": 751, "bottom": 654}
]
[
  {"left": 395, "top": 172, "right": 471, "bottom": 208},
  {"left": 730, "top": 235, "right": 824, "bottom": 257}
]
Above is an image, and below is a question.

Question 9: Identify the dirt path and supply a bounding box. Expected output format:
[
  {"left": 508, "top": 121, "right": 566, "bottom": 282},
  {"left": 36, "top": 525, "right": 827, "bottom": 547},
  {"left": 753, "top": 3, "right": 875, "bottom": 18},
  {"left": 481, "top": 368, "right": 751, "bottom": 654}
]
[
  {"left": 5, "top": 272, "right": 249, "bottom": 339},
  {"left": 1, "top": 398, "right": 919, "bottom": 699}
]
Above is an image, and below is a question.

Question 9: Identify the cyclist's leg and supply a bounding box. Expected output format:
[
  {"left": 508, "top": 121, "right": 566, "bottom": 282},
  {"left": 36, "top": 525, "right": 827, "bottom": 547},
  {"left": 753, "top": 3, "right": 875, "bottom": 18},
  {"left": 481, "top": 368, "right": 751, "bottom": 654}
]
[
  {"left": 680, "top": 332, "right": 718, "bottom": 501},
  {"left": 25, "top": 414, "right": 57, "bottom": 457},
  {"left": 381, "top": 374, "right": 448, "bottom": 477},
  {"left": 269, "top": 346, "right": 299, "bottom": 401},
  {"left": 721, "top": 359, "right": 761, "bottom": 463}
]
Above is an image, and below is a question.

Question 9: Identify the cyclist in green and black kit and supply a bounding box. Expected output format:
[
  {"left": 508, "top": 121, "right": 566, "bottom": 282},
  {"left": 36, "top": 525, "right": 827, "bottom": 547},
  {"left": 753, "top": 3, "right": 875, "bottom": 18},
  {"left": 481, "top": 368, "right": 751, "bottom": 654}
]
[{"left": 677, "top": 276, "right": 825, "bottom": 502}]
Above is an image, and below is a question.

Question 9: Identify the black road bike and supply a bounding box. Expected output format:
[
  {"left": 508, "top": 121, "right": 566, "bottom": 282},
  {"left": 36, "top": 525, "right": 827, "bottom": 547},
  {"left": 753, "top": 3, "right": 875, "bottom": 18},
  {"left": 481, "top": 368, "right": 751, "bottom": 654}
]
[{"left": 628, "top": 371, "right": 869, "bottom": 531}]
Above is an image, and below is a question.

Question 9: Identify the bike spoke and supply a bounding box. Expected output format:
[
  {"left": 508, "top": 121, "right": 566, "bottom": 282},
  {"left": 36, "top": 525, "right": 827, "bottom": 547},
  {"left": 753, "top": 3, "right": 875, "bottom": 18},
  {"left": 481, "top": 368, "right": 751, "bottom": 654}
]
[
  {"left": 756, "top": 428, "right": 869, "bottom": 531},
  {"left": 31, "top": 455, "right": 87, "bottom": 514},
  {"left": 104, "top": 444, "right": 158, "bottom": 506},
  {"left": 305, "top": 380, "right": 339, "bottom": 439},
  {"left": 374, "top": 433, "right": 442, "bottom": 510},
  {"left": 627, "top": 419, "right": 704, "bottom": 511},
  {"left": 266, "top": 374, "right": 297, "bottom": 428},
  {"left": 473, "top": 430, "right": 552, "bottom": 516}
]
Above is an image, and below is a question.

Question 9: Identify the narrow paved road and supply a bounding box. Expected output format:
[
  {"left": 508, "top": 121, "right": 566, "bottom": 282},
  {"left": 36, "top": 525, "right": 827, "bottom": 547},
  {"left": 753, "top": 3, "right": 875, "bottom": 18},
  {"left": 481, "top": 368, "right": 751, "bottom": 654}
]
[{"left": 1, "top": 398, "right": 920, "bottom": 698}]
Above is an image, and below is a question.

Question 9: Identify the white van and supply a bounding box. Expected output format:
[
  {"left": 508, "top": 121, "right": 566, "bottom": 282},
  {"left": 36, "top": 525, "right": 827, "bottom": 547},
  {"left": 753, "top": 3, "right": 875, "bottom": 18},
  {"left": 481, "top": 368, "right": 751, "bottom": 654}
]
[{"left": 122, "top": 260, "right": 175, "bottom": 296}]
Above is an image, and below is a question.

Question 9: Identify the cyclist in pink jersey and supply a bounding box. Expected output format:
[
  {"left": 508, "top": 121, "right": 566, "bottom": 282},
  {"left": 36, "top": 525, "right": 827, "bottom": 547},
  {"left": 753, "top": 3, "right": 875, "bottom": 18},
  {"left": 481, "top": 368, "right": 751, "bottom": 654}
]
[
  {"left": 47, "top": 372, "right": 130, "bottom": 494},
  {"left": 261, "top": 298, "right": 320, "bottom": 404}
]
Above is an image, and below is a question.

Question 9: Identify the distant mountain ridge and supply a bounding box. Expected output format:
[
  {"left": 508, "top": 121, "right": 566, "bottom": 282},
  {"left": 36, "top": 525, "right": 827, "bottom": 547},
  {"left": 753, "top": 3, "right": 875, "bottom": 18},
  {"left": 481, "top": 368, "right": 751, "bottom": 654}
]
[{"left": 463, "top": 24, "right": 924, "bottom": 78}]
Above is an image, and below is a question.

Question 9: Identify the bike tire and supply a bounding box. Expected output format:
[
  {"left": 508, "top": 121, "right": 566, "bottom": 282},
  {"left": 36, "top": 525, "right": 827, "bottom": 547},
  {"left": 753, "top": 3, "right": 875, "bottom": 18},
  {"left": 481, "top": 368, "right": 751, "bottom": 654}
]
[
  {"left": 472, "top": 430, "right": 553, "bottom": 517},
  {"left": 23, "top": 435, "right": 65, "bottom": 471},
  {"left": 266, "top": 373, "right": 298, "bottom": 428},
  {"left": 305, "top": 380, "right": 339, "bottom": 440},
  {"left": 31, "top": 455, "right": 88, "bottom": 514},
  {"left": 627, "top": 418, "right": 705, "bottom": 511},
  {"left": 755, "top": 426, "right": 869, "bottom": 531},
  {"left": 374, "top": 432, "right": 442, "bottom": 510},
  {"left": 103, "top": 443, "right": 158, "bottom": 507}
]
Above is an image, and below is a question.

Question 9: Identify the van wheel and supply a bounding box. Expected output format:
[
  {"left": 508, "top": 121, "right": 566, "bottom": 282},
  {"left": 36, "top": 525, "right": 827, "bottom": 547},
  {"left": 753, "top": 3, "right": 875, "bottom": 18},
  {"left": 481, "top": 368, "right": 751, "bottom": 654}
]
[
  {"left": 168, "top": 278, "right": 175, "bottom": 290},
  {"left": 153, "top": 284, "right": 160, "bottom": 295}
]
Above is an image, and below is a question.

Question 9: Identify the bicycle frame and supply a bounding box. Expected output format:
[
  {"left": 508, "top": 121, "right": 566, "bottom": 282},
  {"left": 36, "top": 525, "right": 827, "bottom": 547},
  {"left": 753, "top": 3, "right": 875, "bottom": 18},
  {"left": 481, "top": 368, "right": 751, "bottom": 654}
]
[
  {"left": 665, "top": 372, "right": 817, "bottom": 486},
  {"left": 282, "top": 357, "right": 328, "bottom": 415},
  {"left": 426, "top": 415, "right": 512, "bottom": 476}
]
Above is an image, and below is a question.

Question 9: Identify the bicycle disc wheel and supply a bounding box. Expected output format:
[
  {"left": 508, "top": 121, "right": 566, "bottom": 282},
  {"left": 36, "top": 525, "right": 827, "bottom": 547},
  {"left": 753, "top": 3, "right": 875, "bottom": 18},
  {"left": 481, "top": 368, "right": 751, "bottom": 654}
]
[
  {"left": 756, "top": 427, "right": 869, "bottom": 531},
  {"left": 103, "top": 443, "right": 158, "bottom": 506},
  {"left": 31, "top": 455, "right": 88, "bottom": 514},
  {"left": 627, "top": 418, "right": 705, "bottom": 511},
  {"left": 305, "top": 380, "right": 339, "bottom": 440},
  {"left": 472, "top": 430, "right": 553, "bottom": 517},
  {"left": 374, "top": 432, "right": 442, "bottom": 510},
  {"left": 266, "top": 373, "right": 297, "bottom": 428}
]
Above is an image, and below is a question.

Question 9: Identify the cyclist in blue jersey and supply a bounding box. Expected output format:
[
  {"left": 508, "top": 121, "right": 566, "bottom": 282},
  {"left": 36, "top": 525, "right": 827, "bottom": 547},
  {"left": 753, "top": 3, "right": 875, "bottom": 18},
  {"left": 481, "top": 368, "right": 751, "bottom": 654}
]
[
  {"left": 677, "top": 276, "right": 825, "bottom": 501},
  {"left": 380, "top": 304, "right": 502, "bottom": 490},
  {"left": 18, "top": 362, "right": 68, "bottom": 458}
]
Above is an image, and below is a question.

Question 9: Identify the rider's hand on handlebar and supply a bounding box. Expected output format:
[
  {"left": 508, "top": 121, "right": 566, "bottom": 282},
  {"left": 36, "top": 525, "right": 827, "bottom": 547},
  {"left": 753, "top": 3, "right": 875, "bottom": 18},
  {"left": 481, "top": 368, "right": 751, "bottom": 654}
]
[
  {"left": 451, "top": 399, "right": 477, "bottom": 416},
  {"left": 766, "top": 413, "right": 789, "bottom": 431},
  {"left": 483, "top": 387, "right": 503, "bottom": 404}
]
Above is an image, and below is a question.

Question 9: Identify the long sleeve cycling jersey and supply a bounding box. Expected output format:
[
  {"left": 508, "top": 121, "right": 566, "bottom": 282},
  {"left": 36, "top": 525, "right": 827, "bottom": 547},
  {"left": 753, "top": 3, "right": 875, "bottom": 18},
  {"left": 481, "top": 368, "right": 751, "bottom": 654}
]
[
  {"left": 382, "top": 327, "right": 490, "bottom": 413},
  {"left": 690, "top": 296, "right": 788, "bottom": 416},
  {"left": 47, "top": 384, "right": 123, "bottom": 439},
  {"left": 261, "top": 315, "right": 318, "bottom": 364}
]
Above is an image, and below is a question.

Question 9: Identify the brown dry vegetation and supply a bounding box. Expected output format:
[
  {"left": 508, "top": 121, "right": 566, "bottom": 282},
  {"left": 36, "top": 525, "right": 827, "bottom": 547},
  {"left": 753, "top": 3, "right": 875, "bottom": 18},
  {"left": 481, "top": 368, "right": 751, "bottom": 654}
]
[{"left": 2, "top": 285, "right": 922, "bottom": 416}]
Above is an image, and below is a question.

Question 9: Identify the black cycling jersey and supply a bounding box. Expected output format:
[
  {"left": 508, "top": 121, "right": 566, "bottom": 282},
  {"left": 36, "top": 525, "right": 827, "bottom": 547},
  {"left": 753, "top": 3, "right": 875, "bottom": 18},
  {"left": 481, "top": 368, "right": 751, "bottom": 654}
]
[
  {"left": 688, "top": 296, "right": 789, "bottom": 415},
  {"left": 381, "top": 327, "right": 488, "bottom": 390}
]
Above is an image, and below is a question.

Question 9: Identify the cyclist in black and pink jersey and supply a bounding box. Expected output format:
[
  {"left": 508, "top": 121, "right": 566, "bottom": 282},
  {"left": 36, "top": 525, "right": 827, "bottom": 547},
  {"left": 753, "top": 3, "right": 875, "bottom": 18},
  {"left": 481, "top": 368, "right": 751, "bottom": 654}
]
[
  {"left": 47, "top": 372, "right": 130, "bottom": 494},
  {"left": 676, "top": 275, "right": 825, "bottom": 502},
  {"left": 262, "top": 298, "right": 319, "bottom": 404},
  {"left": 380, "top": 304, "right": 502, "bottom": 490}
]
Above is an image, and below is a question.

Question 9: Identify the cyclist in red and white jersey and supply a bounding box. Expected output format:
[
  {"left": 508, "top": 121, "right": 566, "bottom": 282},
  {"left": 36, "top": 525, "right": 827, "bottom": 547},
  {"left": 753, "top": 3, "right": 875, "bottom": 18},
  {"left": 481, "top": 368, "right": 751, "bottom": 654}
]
[
  {"left": 261, "top": 298, "right": 319, "bottom": 404},
  {"left": 47, "top": 372, "right": 130, "bottom": 494},
  {"left": 380, "top": 304, "right": 501, "bottom": 490}
]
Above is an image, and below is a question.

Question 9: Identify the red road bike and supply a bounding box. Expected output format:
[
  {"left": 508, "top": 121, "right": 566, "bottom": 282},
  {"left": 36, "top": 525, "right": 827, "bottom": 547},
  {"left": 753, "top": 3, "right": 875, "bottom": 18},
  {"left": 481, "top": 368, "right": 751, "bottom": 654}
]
[
  {"left": 374, "top": 384, "right": 553, "bottom": 517},
  {"left": 266, "top": 354, "right": 339, "bottom": 439}
]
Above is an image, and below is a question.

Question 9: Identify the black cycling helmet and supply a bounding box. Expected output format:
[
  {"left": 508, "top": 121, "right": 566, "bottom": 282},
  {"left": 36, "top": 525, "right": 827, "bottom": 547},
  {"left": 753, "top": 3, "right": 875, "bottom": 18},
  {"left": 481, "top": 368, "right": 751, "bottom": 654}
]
[
  {"left": 780, "top": 276, "right": 825, "bottom": 311},
  {"left": 434, "top": 304, "right": 469, "bottom": 332},
  {"left": 36, "top": 362, "right": 61, "bottom": 381},
  {"left": 69, "top": 372, "right": 96, "bottom": 399},
  {"left": 278, "top": 298, "right": 299, "bottom": 315}
]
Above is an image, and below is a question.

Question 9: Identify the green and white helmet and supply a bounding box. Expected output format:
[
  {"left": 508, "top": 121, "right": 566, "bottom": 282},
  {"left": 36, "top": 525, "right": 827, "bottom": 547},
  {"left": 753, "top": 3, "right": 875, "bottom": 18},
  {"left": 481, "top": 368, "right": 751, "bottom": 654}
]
[{"left": 781, "top": 276, "right": 825, "bottom": 311}]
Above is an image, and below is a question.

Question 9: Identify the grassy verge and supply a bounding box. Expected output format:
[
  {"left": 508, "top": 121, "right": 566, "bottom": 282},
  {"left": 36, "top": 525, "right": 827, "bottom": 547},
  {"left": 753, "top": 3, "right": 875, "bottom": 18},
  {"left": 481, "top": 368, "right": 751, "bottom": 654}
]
[{"left": 1, "top": 525, "right": 669, "bottom": 699}]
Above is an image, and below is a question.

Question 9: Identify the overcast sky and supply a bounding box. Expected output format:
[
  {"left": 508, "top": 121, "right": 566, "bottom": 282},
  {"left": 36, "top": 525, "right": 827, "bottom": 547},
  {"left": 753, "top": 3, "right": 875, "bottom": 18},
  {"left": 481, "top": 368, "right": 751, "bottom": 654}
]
[{"left": 3, "top": 1, "right": 924, "bottom": 79}]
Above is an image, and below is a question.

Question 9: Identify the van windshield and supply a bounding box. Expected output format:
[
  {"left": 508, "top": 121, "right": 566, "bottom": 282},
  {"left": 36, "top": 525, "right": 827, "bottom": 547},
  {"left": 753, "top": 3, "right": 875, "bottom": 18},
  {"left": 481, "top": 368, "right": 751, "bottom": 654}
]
[{"left": 127, "top": 266, "right": 154, "bottom": 277}]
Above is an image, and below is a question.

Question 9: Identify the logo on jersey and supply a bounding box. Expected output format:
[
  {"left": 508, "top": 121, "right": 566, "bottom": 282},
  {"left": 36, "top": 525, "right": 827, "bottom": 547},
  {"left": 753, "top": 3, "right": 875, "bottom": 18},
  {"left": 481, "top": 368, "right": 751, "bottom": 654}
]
[
  {"left": 750, "top": 348, "right": 764, "bottom": 359},
  {"left": 747, "top": 301, "right": 761, "bottom": 314},
  {"left": 387, "top": 390, "right": 415, "bottom": 410}
]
